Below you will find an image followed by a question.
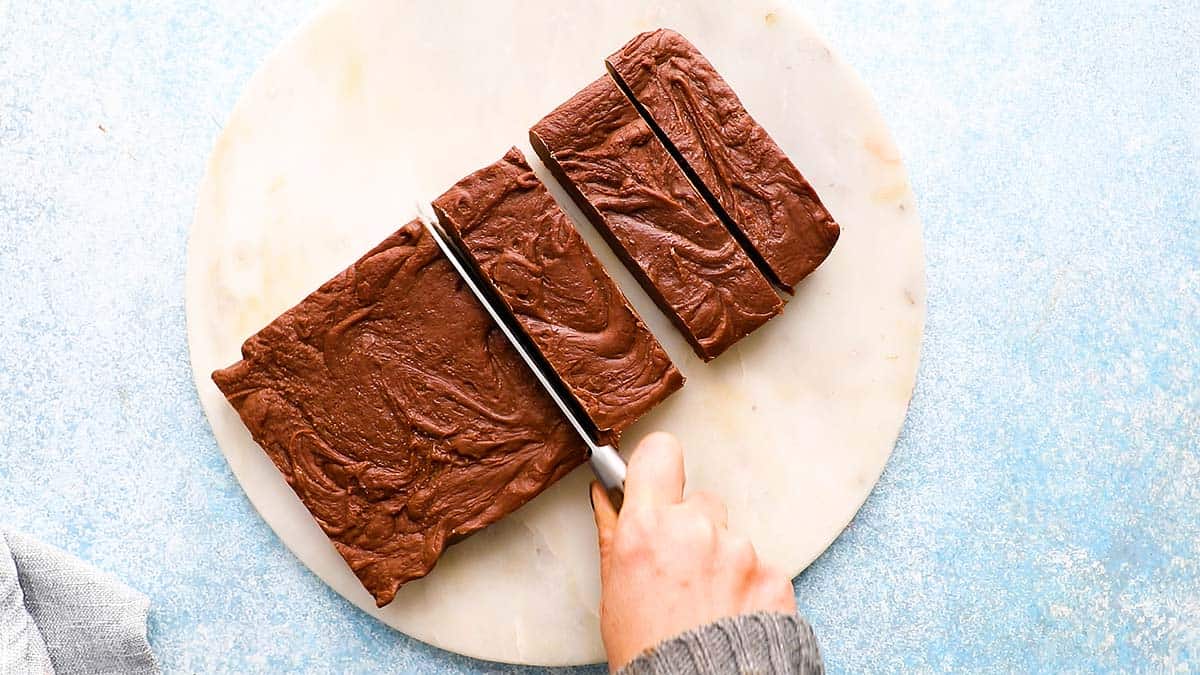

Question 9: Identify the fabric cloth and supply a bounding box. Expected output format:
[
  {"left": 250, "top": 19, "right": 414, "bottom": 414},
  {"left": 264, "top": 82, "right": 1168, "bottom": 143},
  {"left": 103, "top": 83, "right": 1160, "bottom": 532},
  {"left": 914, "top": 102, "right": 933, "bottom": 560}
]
[
  {"left": 0, "top": 530, "right": 158, "bottom": 675},
  {"left": 617, "top": 611, "right": 823, "bottom": 675}
]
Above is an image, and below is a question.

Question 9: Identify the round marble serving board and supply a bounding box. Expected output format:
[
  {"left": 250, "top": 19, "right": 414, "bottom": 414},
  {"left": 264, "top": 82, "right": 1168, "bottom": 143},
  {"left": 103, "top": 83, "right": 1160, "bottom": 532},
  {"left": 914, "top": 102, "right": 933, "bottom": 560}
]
[{"left": 186, "top": 0, "right": 925, "bottom": 666}]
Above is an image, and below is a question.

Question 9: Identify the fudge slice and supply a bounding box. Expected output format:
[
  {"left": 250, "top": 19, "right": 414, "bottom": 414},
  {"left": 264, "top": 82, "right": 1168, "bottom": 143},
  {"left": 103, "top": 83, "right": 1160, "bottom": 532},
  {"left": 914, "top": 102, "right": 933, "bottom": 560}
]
[
  {"left": 531, "top": 76, "right": 783, "bottom": 361},
  {"left": 606, "top": 29, "right": 840, "bottom": 292},
  {"left": 211, "top": 220, "right": 588, "bottom": 607},
  {"left": 433, "top": 148, "right": 682, "bottom": 440}
]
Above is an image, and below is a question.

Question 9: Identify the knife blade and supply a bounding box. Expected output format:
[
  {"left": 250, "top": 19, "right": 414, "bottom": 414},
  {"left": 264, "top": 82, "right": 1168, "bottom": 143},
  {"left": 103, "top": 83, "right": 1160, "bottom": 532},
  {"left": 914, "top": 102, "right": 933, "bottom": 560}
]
[{"left": 418, "top": 209, "right": 627, "bottom": 499}]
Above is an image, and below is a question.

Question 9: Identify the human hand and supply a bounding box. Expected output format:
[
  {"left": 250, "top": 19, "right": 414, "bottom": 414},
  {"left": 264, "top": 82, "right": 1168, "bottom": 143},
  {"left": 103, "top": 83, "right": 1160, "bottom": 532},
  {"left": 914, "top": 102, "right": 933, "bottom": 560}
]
[{"left": 590, "top": 432, "right": 796, "bottom": 671}]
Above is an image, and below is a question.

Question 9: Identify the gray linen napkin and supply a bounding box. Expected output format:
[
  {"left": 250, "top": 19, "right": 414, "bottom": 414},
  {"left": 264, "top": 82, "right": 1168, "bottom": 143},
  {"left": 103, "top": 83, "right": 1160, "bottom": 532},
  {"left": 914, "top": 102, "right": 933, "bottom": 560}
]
[{"left": 0, "top": 530, "right": 158, "bottom": 675}]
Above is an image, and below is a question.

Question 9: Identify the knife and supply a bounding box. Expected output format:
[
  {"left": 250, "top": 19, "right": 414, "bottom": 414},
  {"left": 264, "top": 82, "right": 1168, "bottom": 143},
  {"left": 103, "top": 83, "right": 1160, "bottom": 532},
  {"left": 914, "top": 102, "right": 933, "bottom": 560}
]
[{"left": 418, "top": 211, "right": 628, "bottom": 502}]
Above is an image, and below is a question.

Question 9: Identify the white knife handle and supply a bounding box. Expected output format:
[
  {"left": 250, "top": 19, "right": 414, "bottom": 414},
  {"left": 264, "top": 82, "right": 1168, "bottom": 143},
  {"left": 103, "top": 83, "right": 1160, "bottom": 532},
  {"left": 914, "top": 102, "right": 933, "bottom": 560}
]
[{"left": 589, "top": 444, "right": 626, "bottom": 494}]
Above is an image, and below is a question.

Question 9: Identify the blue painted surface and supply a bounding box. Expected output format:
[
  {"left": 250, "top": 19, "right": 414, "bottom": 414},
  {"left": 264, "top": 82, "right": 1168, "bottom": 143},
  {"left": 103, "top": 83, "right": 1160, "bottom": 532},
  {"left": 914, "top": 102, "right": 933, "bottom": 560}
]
[{"left": 0, "top": 1, "right": 1196, "bottom": 672}]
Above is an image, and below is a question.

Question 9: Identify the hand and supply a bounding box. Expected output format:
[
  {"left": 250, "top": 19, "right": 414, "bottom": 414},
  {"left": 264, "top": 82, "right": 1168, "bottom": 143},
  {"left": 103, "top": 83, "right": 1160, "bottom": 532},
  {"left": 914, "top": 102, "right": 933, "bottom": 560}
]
[{"left": 590, "top": 432, "right": 796, "bottom": 671}]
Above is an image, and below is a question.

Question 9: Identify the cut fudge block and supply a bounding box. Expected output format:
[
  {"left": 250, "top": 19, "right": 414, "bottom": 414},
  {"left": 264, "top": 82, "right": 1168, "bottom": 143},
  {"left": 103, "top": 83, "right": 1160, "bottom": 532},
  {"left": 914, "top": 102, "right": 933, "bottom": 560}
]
[
  {"left": 211, "top": 220, "right": 588, "bottom": 607},
  {"left": 433, "top": 148, "right": 682, "bottom": 440},
  {"left": 607, "top": 29, "right": 840, "bottom": 292},
  {"left": 531, "top": 76, "right": 783, "bottom": 361}
]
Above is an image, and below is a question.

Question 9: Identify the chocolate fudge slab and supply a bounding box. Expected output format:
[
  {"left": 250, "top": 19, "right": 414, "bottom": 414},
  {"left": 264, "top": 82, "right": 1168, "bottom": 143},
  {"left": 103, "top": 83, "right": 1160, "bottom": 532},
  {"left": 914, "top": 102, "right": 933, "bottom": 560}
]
[
  {"left": 531, "top": 76, "right": 783, "bottom": 361},
  {"left": 606, "top": 29, "right": 840, "bottom": 292},
  {"left": 433, "top": 148, "right": 682, "bottom": 439},
  {"left": 211, "top": 220, "right": 587, "bottom": 607}
]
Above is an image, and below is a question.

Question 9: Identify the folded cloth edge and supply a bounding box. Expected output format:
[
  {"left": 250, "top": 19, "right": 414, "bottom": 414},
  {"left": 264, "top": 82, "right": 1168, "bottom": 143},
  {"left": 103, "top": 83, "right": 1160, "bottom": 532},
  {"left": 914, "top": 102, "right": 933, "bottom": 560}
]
[
  {"left": 1, "top": 530, "right": 159, "bottom": 675},
  {"left": 1, "top": 530, "right": 54, "bottom": 673}
]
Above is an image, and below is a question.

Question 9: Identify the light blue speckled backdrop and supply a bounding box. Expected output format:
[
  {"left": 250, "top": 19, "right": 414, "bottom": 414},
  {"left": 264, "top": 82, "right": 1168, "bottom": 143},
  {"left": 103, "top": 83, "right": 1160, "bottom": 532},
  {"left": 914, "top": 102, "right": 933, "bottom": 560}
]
[{"left": 1, "top": 1, "right": 1197, "bottom": 672}]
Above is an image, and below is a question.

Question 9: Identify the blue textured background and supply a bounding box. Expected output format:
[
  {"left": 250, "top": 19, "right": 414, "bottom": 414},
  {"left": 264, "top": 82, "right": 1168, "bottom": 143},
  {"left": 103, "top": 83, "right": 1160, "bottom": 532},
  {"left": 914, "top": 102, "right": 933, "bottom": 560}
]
[{"left": 1, "top": 1, "right": 1196, "bottom": 672}]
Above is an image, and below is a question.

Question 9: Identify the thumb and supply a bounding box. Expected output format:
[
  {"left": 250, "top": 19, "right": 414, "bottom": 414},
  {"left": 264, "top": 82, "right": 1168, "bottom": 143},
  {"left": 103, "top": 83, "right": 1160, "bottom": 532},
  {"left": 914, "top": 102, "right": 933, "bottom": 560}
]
[{"left": 591, "top": 481, "right": 619, "bottom": 554}]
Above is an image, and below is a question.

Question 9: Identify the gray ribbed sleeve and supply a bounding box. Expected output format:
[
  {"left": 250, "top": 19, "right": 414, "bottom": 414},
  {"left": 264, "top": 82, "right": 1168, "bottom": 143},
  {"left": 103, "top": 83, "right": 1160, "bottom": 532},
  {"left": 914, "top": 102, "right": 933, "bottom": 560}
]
[{"left": 616, "top": 612, "right": 823, "bottom": 675}]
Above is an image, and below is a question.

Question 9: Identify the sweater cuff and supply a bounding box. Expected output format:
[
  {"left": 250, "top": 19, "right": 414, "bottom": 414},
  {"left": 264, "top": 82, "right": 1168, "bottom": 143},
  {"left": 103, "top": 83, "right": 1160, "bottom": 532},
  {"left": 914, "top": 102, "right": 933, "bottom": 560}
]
[{"left": 616, "top": 611, "right": 823, "bottom": 675}]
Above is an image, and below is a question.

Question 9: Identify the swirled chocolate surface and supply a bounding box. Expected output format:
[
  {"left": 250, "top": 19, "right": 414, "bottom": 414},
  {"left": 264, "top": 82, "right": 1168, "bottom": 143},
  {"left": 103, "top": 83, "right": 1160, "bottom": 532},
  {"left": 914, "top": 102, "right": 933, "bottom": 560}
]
[
  {"left": 607, "top": 29, "right": 840, "bottom": 292},
  {"left": 211, "top": 221, "right": 587, "bottom": 607},
  {"left": 531, "top": 76, "right": 782, "bottom": 361},
  {"left": 433, "top": 148, "right": 682, "bottom": 438}
]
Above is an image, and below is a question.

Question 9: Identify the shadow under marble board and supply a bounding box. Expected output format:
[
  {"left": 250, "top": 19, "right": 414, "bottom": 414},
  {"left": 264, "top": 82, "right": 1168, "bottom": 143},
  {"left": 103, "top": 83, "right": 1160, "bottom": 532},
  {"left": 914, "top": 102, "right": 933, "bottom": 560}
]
[{"left": 186, "top": 0, "right": 925, "bottom": 666}]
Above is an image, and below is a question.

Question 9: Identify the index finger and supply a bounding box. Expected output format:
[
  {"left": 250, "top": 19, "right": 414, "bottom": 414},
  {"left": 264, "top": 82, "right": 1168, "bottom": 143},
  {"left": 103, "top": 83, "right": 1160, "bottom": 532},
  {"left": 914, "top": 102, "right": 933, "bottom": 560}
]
[{"left": 622, "top": 432, "right": 685, "bottom": 511}]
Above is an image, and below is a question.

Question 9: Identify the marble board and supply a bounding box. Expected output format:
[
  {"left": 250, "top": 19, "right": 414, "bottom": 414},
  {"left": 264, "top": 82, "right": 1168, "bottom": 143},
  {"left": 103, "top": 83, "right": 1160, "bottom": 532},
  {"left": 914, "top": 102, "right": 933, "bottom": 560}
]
[{"left": 185, "top": 0, "right": 925, "bottom": 665}]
